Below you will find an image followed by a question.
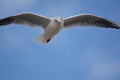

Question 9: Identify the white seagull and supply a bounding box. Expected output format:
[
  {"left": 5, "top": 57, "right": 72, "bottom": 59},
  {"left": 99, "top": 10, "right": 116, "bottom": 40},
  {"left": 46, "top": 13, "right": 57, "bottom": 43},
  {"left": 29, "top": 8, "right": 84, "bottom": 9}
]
[{"left": 0, "top": 12, "right": 120, "bottom": 44}]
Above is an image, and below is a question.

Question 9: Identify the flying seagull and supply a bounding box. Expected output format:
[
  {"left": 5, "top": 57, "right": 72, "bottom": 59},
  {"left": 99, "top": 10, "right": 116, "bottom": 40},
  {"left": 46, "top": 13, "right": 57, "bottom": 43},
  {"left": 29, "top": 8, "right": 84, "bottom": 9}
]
[{"left": 0, "top": 12, "right": 120, "bottom": 44}]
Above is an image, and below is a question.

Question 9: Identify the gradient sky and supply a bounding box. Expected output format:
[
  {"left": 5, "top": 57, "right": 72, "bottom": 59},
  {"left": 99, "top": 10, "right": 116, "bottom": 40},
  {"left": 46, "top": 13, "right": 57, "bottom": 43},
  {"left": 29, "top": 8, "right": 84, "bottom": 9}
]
[{"left": 0, "top": 0, "right": 120, "bottom": 80}]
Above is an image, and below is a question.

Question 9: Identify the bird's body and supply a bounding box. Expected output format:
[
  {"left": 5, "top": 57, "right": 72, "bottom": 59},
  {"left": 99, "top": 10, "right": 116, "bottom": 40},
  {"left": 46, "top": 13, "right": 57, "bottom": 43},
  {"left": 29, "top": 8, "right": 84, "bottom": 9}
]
[
  {"left": 36, "top": 17, "right": 63, "bottom": 43},
  {"left": 0, "top": 12, "right": 120, "bottom": 44}
]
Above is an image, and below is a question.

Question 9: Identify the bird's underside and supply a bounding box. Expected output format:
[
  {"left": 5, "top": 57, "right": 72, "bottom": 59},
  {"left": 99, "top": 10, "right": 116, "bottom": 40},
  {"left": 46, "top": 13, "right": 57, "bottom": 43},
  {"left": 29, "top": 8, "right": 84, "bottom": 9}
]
[
  {"left": 0, "top": 13, "right": 120, "bottom": 29},
  {"left": 0, "top": 12, "right": 120, "bottom": 44}
]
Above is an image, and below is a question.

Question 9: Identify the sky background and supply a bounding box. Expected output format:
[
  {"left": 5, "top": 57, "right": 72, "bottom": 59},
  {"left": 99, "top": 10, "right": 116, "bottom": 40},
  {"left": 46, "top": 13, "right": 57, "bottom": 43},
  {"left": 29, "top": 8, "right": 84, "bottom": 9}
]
[{"left": 0, "top": 0, "right": 120, "bottom": 80}]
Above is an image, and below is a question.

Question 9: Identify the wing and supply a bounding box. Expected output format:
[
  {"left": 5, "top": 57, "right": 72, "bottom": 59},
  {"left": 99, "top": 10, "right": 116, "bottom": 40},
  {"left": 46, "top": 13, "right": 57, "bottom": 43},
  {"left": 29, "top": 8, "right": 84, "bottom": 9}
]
[
  {"left": 64, "top": 14, "right": 120, "bottom": 29},
  {"left": 0, "top": 12, "right": 50, "bottom": 29}
]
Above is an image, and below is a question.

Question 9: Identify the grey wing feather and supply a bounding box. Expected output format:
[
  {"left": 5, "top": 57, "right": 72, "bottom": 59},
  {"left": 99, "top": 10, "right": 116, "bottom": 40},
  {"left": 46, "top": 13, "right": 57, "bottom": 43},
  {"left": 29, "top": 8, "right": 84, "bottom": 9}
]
[
  {"left": 64, "top": 14, "right": 120, "bottom": 29},
  {"left": 0, "top": 12, "right": 50, "bottom": 29}
]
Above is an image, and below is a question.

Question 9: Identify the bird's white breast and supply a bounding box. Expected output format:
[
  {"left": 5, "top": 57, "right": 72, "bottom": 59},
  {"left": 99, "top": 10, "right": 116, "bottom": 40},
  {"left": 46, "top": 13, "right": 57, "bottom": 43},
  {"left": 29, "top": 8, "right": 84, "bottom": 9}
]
[{"left": 44, "top": 19, "right": 62, "bottom": 38}]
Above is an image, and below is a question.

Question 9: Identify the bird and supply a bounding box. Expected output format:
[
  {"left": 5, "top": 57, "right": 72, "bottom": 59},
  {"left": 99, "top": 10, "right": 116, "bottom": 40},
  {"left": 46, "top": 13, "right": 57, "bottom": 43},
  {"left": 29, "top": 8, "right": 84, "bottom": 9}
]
[{"left": 0, "top": 12, "right": 120, "bottom": 44}]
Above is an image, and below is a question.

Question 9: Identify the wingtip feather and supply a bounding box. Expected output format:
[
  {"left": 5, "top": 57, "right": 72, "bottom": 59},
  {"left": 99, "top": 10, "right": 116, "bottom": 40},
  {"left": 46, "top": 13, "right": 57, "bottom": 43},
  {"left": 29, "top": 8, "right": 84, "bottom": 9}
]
[{"left": 0, "top": 17, "right": 15, "bottom": 26}]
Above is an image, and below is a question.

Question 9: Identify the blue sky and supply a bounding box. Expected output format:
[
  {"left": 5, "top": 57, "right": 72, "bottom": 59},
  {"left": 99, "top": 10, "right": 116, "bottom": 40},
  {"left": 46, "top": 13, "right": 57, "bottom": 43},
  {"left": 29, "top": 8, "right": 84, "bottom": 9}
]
[{"left": 0, "top": 0, "right": 120, "bottom": 80}]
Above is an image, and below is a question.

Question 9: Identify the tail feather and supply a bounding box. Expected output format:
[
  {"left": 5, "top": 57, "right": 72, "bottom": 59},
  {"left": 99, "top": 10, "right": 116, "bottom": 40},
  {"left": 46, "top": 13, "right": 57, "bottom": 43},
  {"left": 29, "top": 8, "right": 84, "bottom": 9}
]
[
  {"left": 35, "top": 34, "right": 54, "bottom": 44},
  {"left": 35, "top": 34, "right": 47, "bottom": 44}
]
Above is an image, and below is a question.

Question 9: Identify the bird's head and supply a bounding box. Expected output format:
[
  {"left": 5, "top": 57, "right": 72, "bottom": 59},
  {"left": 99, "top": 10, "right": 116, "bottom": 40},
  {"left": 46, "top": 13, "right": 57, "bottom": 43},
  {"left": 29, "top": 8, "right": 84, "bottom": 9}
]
[{"left": 54, "top": 17, "right": 63, "bottom": 25}]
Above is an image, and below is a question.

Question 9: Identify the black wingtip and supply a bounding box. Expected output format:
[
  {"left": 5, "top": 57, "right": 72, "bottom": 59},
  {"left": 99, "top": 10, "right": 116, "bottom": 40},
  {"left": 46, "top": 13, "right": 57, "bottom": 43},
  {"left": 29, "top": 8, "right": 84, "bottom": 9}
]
[
  {"left": 111, "top": 24, "right": 120, "bottom": 29},
  {"left": 0, "top": 17, "right": 15, "bottom": 26}
]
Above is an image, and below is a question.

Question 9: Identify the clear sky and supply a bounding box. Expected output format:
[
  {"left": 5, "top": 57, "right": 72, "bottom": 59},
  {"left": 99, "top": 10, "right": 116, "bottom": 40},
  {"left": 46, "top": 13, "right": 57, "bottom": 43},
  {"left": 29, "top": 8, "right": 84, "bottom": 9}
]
[{"left": 0, "top": 0, "right": 120, "bottom": 80}]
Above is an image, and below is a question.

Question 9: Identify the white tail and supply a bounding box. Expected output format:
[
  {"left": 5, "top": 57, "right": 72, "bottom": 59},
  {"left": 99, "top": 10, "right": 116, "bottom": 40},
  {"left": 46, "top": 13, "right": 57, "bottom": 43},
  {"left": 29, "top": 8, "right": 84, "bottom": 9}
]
[
  {"left": 35, "top": 34, "right": 47, "bottom": 44},
  {"left": 35, "top": 34, "right": 54, "bottom": 44}
]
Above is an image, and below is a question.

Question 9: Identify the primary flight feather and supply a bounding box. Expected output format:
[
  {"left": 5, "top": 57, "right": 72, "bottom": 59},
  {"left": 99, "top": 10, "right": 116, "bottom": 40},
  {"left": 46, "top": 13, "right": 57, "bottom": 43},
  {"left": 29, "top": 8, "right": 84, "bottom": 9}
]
[{"left": 0, "top": 12, "right": 120, "bottom": 44}]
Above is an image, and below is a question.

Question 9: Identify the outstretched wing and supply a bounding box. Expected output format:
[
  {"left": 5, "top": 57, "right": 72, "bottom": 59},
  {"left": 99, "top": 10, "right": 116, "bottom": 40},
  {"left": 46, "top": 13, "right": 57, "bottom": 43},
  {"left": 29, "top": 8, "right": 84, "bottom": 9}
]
[
  {"left": 64, "top": 14, "right": 120, "bottom": 29},
  {"left": 0, "top": 12, "right": 50, "bottom": 29}
]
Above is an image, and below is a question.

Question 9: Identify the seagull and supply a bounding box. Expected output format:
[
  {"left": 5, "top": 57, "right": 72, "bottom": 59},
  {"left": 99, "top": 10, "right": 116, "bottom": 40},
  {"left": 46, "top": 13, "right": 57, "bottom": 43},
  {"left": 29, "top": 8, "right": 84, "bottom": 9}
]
[{"left": 0, "top": 12, "right": 120, "bottom": 44}]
